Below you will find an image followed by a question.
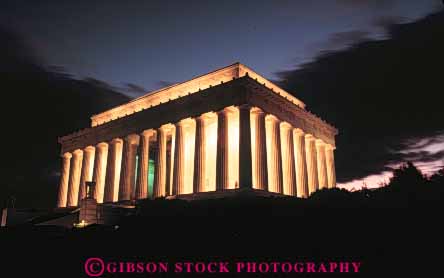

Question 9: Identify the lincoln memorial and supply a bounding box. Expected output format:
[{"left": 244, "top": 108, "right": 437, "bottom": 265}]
[{"left": 56, "top": 63, "right": 338, "bottom": 208}]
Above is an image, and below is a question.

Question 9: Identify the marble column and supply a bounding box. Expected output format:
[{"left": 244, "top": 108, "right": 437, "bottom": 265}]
[
  {"left": 78, "top": 146, "right": 95, "bottom": 203},
  {"left": 166, "top": 131, "right": 174, "bottom": 196},
  {"left": 238, "top": 104, "right": 253, "bottom": 189},
  {"left": 267, "top": 115, "right": 283, "bottom": 194},
  {"left": 153, "top": 126, "right": 168, "bottom": 197},
  {"left": 325, "top": 144, "right": 337, "bottom": 188},
  {"left": 135, "top": 130, "right": 153, "bottom": 200},
  {"left": 305, "top": 134, "right": 318, "bottom": 195},
  {"left": 280, "top": 122, "right": 297, "bottom": 196},
  {"left": 172, "top": 120, "right": 186, "bottom": 195},
  {"left": 57, "top": 152, "right": 72, "bottom": 208},
  {"left": 67, "top": 149, "right": 83, "bottom": 207},
  {"left": 251, "top": 108, "right": 268, "bottom": 190},
  {"left": 293, "top": 129, "right": 309, "bottom": 198},
  {"left": 103, "top": 139, "right": 122, "bottom": 202},
  {"left": 216, "top": 109, "right": 230, "bottom": 191},
  {"left": 193, "top": 115, "right": 206, "bottom": 193},
  {"left": 316, "top": 139, "right": 328, "bottom": 190},
  {"left": 92, "top": 142, "right": 109, "bottom": 203},
  {"left": 119, "top": 134, "right": 140, "bottom": 201}
]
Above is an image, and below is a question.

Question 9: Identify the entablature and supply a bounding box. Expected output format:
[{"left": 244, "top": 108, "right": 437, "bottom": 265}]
[{"left": 60, "top": 77, "right": 337, "bottom": 154}]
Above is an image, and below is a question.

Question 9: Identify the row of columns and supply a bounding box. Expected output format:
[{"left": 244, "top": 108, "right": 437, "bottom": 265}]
[
  {"left": 57, "top": 131, "right": 154, "bottom": 207},
  {"left": 249, "top": 108, "right": 336, "bottom": 197},
  {"left": 249, "top": 110, "right": 336, "bottom": 198},
  {"left": 57, "top": 105, "right": 336, "bottom": 207}
]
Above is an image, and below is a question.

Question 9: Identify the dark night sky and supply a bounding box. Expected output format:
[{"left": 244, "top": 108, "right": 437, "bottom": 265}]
[
  {"left": 1, "top": 0, "right": 440, "bottom": 95},
  {"left": 0, "top": 0, "right": 443, "bottom": 207}
]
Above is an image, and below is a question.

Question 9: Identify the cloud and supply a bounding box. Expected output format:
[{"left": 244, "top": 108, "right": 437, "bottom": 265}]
[
  {"left": 371, "top": 15, "right": 407, "bottom": 29},
  {"left": 392, "top": 134, "right": 444, "bottom": 166},
  {"left": 324, "top": 30, "right": 371, "bottom": 49},
  {"left": 400, "top": 134, "right": 444, "bottom": 152},
  {"left": 117, "top": 83, "right": 149, "bottom": 99},
  {"left": 0, "top": 25, "right": 130, "bottom": 208},
  {"left": 276, "top": 10, "right": 444, "bottom": 184},
  {"left": 153, "top": 80, "right": 176, "bottom": 89},
  {"left": 305, "top": 30, "right": 372, "bottom": 62},
  {"left": 123, "top": 83, "right": 147, "bottom": 94},
  {"left": 335, "top": 0, "right": 395, "bottom": 9}
]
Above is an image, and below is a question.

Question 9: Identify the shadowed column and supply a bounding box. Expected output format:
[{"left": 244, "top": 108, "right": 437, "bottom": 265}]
[
  {"left": 166, "top": 129, "right": 174, "bottom": 196},
  {"left": 316, "top": 139, "right": 328, "bottom": 190},
  {"left": 325, "top": 144, "right": 337, "bottom": 188},
  {"left": 293, "top": 129, "right": 309, "bottom": 198},
  {"left": 57, "top": 152, "right": 72, "bottom": 208},
  {"left": 67, "top": 149, "right": 83, "bottom": 207},
  {"left": 193, "top": 115, "right": 206, "bottom": 193},
  {"left": 216, "top": 109, "right": 229, "bottom": 191},
  {"left": 103, "top": 139, "right": 122, "bottom": 202},
  {"left": 135, "top": 130, "right": 153, "bottom": 200},
  {"left": 251, "top": 108, "right": 268, "bottom": 190},
  {"left": 267, "top": 115, "right": 283, "bottom": 194},
  {"left": 281, "top": 122, "right": 297, "bottom": 196},
  {"left": 119, "top": 134, "right": 140, "bottom": 201},
  {"left": 92, "top": 142, "right": 109, "bottom": 203},
  {"left": 172, "top": 120, "right": 186, "bottom": 195},
  {"left": 305, "top": 134, "right": 318, "bottom": 195},
  {"left": 238, "top": 104, "right": 253, "bottom": 189},
  {"left": 153, "top": 126, "right": 168, "bottom": 197},
  {"left": 78, "top": 146, "right": 95, "bottom": 203}
]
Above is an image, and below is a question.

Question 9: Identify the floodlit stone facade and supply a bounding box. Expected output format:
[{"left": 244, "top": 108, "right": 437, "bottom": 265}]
[{"left": 57, "top": 63, "right": 338, "bottom": 207}]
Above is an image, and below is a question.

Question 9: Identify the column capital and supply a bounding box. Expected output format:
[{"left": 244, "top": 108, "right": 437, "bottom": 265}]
[
  {"left": 218, "top": 106, "right": 236, "bottom": 115},
  {"left": 280, "top": 121, "right": 292, "bottom": 130},
  {"left": 62, "top": 152, "right": 72, "bottom": 159},
  {"left": 294, "top": 128, "right": 305, "bottom": 135},
  {"left": 125, "top": 133, "right": 140, "bottom": 145},
  {"left": 84, "top": 145, "right": 95, "bottom": 152},
  {"left": 266, "top": 114, "right": 280, "bottom": 123},
  {"left": 198, "top": 111, "right": 216, "bottom": 121},
  {"left": 251, "top": 107, "right": 265, "bottom": 115},
  {"left": 325, "top": 143, "right": 336, "bottom": 150},
  {"left": 72, "top": 149, "right": 83, "bottom": 156},
  {"left": 110, "top": 138, "right": 123, "bottom": 145},
  {"left": 305, "top": 133, "right": 315, "bottom": 140},
  {"left": 159, "top": 123, "right": 174, "bottom": 133},
  {"left": 96, "top": 142, "right": 109, "bottom": 149},
  {"left": 315, "top": 138, "right": 325, "bottom": 147},
  {"left": 141, "top": 129, "right": 155, "bottom": 138},
  {"left": 177, "top": 117, "right": 194, "bottom": 127}
]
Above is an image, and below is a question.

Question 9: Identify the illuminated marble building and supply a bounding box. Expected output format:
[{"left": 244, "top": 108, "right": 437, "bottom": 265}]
[{"left": 57, "top": 63, "right": 338, "bottom": 208}]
